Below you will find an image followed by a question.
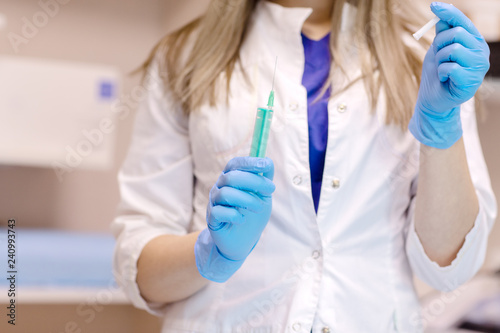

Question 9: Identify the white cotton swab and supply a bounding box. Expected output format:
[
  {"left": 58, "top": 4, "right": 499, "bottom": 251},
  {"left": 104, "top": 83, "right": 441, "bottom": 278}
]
[{"left": 413, "top": 16, "right": 441, "bottom": 41}]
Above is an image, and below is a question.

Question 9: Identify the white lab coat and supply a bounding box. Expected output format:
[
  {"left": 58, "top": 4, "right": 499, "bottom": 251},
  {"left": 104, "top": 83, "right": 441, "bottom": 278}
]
[{"left": 111, "top": 2, "right": 497, "bottom": 332}]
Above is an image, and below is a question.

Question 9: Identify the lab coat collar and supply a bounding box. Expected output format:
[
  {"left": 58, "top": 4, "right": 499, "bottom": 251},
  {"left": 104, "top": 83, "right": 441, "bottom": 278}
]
[
  {"left": 240, "top": 1, "right": 360, "bottom": 86},
  {"left": 255, "top": 0, "right": 358, "bottom": 35},
  {"left": 255, "top": 1, "right": 313, "bottom": 40},
  {"left": 239, "top": 1, "right": 313, "bottom": 85}
]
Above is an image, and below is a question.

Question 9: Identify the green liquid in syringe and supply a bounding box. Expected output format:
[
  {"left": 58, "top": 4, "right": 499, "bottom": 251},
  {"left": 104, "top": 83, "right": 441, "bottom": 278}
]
[
  {"left": 249, "top": 107, "right": 274, "bottom": 158},
  {"left": 249, "top": 57, "right": 277, "bottom": 158}
]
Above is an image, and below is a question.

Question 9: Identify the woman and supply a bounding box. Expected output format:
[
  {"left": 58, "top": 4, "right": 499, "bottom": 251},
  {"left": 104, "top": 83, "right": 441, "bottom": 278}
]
[{"left": 112, "top": 0, "right": 497, "bottom": 331}]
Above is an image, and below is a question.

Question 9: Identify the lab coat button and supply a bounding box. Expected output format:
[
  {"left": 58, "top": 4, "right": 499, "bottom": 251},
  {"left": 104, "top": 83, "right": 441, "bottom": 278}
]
[
  {"left": 312, "top": 250, "right": 321, "bottom": 259},
  {"left": 332, "top": 178, "right": 341, "bottom": 189},
  {"left": 289, "top": 101, "right": 299, "bottom": 111},
  {"left": 293, "top": 175, "right": 302, "bottom": 185},
  {"left": 292, "top": 322, "right": 301, "bottom": 331},
  {"left": 322, "top": 327, "right": 331, "bottom": 333},
  {"left": 337, "top": 103, "right": 347, "bottom": 113}
]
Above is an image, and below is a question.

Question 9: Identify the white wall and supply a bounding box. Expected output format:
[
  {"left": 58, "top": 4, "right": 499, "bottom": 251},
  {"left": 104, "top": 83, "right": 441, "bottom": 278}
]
[
  {"left": 448, "top": 0, "right": 500, "bottom": 41},
  {"left": 418, "top": 0, "right": 500, "bottom": 41},
  {"left": 0, "top": 0, "right": 207, "bottom": 231}
]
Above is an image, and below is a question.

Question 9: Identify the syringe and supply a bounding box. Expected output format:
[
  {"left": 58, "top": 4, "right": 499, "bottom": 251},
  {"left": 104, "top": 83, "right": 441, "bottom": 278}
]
[{"left": 249, "top": 57, "right": 277, "bottom": 158}]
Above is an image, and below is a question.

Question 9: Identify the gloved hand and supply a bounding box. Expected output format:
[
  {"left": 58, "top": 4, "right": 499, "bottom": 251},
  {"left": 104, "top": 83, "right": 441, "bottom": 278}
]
[
  {"left": 409, "top": 2, "right": 490, "bottom": 149},
  {"left": 194, "top": 157, "right": 275, "bottom": 282}
]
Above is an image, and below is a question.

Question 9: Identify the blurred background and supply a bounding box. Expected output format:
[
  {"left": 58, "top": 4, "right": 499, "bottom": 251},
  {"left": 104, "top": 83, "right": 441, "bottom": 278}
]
[{"left": 0, "top": 0, "right": 499, "bottom": 332}]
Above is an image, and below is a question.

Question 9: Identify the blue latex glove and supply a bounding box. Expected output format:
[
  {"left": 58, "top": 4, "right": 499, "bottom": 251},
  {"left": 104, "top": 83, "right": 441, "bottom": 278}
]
[
  {"left": 409, "top": 2, "right": 490, "bottom": 149},
  {"left": 194, "top": 157, "right": 275, "bottom": 282}
]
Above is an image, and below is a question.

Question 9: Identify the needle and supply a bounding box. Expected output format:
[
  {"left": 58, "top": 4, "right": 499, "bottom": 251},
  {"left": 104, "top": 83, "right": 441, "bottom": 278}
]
[{"left": 267, "top": 56, "right": 278, "bottom": 109}]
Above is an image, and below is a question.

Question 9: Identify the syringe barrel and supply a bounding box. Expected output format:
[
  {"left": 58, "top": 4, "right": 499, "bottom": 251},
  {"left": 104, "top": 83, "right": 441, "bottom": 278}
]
[{"left": 249, "top": 107, "right": 274, "bottom": 158}]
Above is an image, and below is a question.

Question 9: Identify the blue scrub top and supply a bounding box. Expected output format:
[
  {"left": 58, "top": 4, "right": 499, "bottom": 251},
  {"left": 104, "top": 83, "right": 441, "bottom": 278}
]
[{"left": 301, "top": 32, "right": 331, "bottom": 213}]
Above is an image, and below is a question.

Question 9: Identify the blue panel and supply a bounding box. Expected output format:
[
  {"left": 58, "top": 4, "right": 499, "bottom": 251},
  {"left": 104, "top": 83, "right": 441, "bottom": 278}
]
[{"left": 98, "top": 80, "right": 115, "bottom": 99}]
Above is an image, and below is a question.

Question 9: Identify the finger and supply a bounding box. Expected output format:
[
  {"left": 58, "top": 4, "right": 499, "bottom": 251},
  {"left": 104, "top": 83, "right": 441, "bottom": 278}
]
[
  {"left": 433, "top": 26, "right": 479, "bottom": 54},
  {"left": 217, "top": 170, "right": 275, "bottom": 197},
  {"left": 435, "top": 43, "right": 483, "bottom": 68},
  {"left": 207, "top": 205, "right": 244, "bottom": 230},
  {"left": 435, "top": 19, "right": 452, "bottom": 35},
  {"left": 261, "top": 157, "right": 275, "bottom": 181},
  {"left": 437, "top": 62, "right": 468, "bottom": 84},
  {"left": 212, "top": 186, "right": 263, "bottom": 213},
  {"left": 431, "top": 2, "right": 481, "bottom": 37},
  {"left": 223, "top": 156, "right": 273, "bottom": 176}
]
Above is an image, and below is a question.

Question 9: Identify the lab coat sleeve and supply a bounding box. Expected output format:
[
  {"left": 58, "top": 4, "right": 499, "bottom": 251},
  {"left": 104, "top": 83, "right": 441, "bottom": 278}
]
[
  {"left": 405, "top": 98, "right": 498, "bottom": 292},
  {"left": 110, "top": 59, "right": 194, "bottom": 316}
]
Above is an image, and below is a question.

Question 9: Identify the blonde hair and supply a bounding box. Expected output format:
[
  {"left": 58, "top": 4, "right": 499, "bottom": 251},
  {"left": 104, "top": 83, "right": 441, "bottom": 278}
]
[{"left": 142, "top": 0, "right": 431, "bottom": 130}]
